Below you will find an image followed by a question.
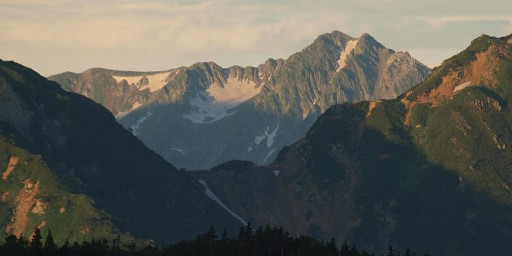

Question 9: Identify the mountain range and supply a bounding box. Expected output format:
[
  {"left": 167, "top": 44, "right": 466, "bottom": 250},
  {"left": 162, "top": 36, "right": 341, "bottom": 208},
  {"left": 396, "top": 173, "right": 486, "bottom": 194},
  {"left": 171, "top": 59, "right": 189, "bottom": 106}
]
[
  {"left": 2, "top": 32, "right": 512, "bottom": 256},
  {"left": 49, "top": 31, "right": 429, "bottom": 170},
  {"left": 195, "top": 34, "right": 512, "bottom": 255}
]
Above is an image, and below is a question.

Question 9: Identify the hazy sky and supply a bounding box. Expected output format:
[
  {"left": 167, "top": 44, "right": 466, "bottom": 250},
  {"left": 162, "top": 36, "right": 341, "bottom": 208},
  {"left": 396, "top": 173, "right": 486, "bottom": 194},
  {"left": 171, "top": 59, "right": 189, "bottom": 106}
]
[{"left": 1, "top": 0, "right": 511, "bottom": 76}]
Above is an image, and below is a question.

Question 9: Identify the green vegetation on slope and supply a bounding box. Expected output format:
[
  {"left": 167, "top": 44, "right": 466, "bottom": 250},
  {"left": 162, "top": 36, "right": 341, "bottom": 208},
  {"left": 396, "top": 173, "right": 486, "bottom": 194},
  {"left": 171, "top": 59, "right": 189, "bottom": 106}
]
[
  {"left": 0, "top": 135, "right": 128, "bottom": 243},
  {"left": 422, "top": 87, "right": 512, "bottom": 203},
  {"left": 405, "top": 34, "right": 496, "bottom": 101}
]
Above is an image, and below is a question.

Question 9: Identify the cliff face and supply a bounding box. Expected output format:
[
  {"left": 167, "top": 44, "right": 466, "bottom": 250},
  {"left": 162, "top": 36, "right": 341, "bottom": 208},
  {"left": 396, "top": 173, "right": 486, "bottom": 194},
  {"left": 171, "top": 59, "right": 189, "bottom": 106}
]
[{"left": 50, "top": 31, "right": 429, "bottom": 169}]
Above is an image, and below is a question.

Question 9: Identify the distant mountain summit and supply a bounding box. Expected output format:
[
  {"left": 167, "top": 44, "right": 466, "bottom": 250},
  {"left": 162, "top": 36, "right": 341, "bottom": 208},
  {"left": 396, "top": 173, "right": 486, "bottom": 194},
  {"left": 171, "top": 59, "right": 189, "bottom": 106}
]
[
  {"left": 50, "top": 31, "right": 429, "bottom": 169},
  {"left": 196, "top": 34, "right": 512, "bottom": 255}
]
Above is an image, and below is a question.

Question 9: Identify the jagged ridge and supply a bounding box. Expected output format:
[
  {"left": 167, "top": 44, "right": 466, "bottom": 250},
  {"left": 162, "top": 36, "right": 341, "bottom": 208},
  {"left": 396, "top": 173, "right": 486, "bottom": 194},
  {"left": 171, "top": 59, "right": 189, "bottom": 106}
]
[{"left": 50, "top": 31, "right": 430, "bottom": 169}]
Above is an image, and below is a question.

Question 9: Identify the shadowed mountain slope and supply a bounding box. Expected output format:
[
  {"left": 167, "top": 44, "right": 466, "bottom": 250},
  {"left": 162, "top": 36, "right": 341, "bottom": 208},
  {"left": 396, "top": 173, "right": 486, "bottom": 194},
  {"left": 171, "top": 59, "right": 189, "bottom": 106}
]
[{"left": 0, "top": 60, "right": 241, "bottom": 244}]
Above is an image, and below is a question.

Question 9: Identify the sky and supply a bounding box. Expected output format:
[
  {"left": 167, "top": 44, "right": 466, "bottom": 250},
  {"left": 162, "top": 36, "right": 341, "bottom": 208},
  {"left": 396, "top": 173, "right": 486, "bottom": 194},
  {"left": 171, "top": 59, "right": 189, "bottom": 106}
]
[{"left": 1, "top": 0, "right": 511, "bottom": 77}]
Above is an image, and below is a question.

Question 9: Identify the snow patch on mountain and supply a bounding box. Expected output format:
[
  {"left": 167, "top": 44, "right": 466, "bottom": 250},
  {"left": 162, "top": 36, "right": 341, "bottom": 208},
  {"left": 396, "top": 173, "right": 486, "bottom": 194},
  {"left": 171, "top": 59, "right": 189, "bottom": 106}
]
[
  {"left": 182, "top": 92, "right": 238, "bottom": 124},
  {"left": 336, "top": 39, "right": 358, "bottom": 72},
  {"left": 198, "top": 180, "right": 248, "bottom": 226},
  {"left": 171, "top": 148, "right": 186, "bottom": 155},
  {"left": 267, "top": 124, "right": 279, "bottom": 148},
  {"left": 254, "top": 131, "right": 266, "bottom": 145},
  {"left": 207, "top": 76, "right": 261, "bottom": 104},
  {"left": 112, "top": 72, "right": 171, "bottom": 92},
  {"left": 130, "top": 112, "right": 152, "bottom": 136},
  {"left": 183, "top": 76, "right": 262, "bottom": 124},
  {"left": 263, "top": 148, "right": 278, "bottom": 163},
  {"left": 254, "top": 124, "right": 279, "bottom": 148}
]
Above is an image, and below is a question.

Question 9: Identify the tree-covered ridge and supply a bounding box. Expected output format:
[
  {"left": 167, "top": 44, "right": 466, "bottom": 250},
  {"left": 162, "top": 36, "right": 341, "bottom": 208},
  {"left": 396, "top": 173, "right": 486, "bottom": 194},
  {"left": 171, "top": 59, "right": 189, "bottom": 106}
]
[{"left": 0, "top": 225, "right": 428, "bottom": 256}]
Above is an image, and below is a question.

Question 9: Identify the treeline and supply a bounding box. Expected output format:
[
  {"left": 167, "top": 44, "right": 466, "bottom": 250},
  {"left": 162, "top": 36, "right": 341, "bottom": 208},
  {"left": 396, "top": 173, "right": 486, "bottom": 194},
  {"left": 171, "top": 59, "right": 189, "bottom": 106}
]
[{"left": 0, "top": 224, "right": 428, "bottom": 256}]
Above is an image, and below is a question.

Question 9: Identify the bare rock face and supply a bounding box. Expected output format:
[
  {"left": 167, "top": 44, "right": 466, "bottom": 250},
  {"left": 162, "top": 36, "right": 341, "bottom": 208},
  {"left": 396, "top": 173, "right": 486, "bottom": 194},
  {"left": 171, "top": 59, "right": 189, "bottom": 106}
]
[
  {"left": 0, "top": 77, "right": 34, "bottom": 142},
  {"left": 50, "top": 31, "right": 430, "bottom": 169},
  {"left": 373, "top": 51, "right": 430, "bottom": 99}
]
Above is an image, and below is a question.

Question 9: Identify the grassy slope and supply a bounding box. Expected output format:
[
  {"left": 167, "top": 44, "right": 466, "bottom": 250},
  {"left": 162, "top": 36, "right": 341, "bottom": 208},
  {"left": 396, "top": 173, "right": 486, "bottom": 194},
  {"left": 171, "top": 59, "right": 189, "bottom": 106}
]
[{"left": 0, "top": 135, "right": 129, "bottom": 243}]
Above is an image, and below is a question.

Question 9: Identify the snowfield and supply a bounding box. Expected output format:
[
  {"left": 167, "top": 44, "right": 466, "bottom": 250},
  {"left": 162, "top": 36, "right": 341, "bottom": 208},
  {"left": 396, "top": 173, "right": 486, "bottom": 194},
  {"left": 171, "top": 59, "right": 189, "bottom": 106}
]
[
  {"left": 183, "top": 76, "right": 262, "bottom": 124},
  {"left": 263, "top": 148, "right": 277, "bottom": 163},
  {"left": 336, "top": 39, "right": 358, "bottom": 72},
  {"left": 198, "top": 180, "right": 248, "bottom": 225},
  {"left": 207, "top": 76, "right": 261, "bottom": 104},
  {"left": 171, "top": 148, "right": 186, "bottom": 155},
  {"left": 130, "top": 111, "right": 152, "bottom": 136},
  {"left": 254, "top": 124, "right": 279, "bottom": 148}
]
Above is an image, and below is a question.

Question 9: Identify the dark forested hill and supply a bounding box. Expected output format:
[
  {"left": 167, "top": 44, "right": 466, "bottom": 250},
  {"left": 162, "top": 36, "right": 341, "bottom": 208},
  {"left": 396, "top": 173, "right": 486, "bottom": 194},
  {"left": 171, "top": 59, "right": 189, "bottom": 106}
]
[{"left": 0, "top": 60, "right": 241, "bottom": 244}]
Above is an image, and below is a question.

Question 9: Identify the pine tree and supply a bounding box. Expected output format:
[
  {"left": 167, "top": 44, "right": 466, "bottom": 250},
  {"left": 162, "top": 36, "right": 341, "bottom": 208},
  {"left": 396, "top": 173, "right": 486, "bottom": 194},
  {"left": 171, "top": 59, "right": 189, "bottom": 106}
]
[
  {"left": 387, "top": 245, "right": 396, "bottom": 256},
  {"left": 204, "top": 225, "right": 217, "bottom": 243},
  {"left": 221, "top": 229, "right": 228, "bottom": 242},
  {"left": 3, "top": 234, "right": 18, "bottom": 247},
  {"left": 340, "top": 240, "right": 350, "bottom": 256},
  {"left": 361, "top": 251, "right": 372, "bottom": 256},
  {"left": 1, "top": 234, "right": 21, "bottom": 256},
  {"left": 58, "top": 238, "right": 70, "bottom": 255},
  {"left": 328, "top": 238, "right": 338, "bottom": 256},
  {"left": 349, "top": 244, "right": 359, "bottom": 256},
  {"left": 111, "top": 234, "right": 121, "bottom": 252},
  {"left": 17, "top": 233, "right": 29, "bottom": 249},
  {"left": 43, "top": 230, "right": 57, "bottom": 256},
  {"left": 404, "top": 247, "right": 416, "bottom": 256},
  {"left": 29, "top": 228, "right": 43, "bottom": 256}
]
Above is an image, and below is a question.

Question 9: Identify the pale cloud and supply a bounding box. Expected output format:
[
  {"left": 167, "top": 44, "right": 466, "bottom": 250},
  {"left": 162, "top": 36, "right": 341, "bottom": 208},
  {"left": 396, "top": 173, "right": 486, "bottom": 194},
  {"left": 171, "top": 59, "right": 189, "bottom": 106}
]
[
  {"left": 505, "top": 23, "right": 512, "bottom": 34},
  {"left": 0, "top": 0, "right": 510, "bottom": 75},
  {"left": 418, "top": 15, "right": 512, "bottom": 28},
  {"left": 3, "top": 0, "right": 335, "bottom": 51}
]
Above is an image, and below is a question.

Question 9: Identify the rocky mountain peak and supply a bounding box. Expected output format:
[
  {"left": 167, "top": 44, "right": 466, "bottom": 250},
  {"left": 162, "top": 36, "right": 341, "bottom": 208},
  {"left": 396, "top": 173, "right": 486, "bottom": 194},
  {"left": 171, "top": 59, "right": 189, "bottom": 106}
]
[
  {"left": 354, "top": 33, "right": 386, "bottom": 55},
  {"left": 358, "top": 32, "right": 379, "bottom": 44},
  {"left": 317, "top": 30, "right": 354, "bottom": 46},
  {"left": 50, "top": 31, "right": 430, "bottom": 169}
]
